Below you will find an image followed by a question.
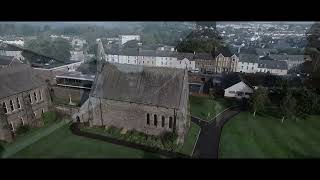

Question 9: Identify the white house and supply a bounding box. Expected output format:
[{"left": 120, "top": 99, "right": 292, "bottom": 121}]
[
  {"left": 224, "top": 81, "right": 254, "bottom": 99},
  {"left": 237, "top": 54, "right": 259, "bottom": 73},
  {"left": 119, "top": 35, "right": 140, "bottom": 45},
  {"left": 257, "top": 55, "right": 288, "bottom": 76}
]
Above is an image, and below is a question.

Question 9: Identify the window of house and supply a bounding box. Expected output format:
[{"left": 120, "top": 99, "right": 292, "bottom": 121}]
[
  {"left": 128, "top": 60, "right": 129, "bottom": 63},
  {"left": 180, "top": 61, "right": 181, "bottom": 64},
  {"left": 169, "top": 117, "right": 173, "bottom": 129},
  {"left": 16, "top": 97, "right": 21, "bottom": 109},
  {"left": 162, "top": 116, "right": 165, "bottom": 127},
  {"left": 3, "top": 102, "right": 7, "bottom": 114},
  {"left": 9, "top": 100, "right": 14, "bottom": 112},
  {"left": 29, "top": 94, "right": 32, "bottom": 104},
  {"left": 20, "top": 117, "right": 24, "bottom": 126},
  {"left": 229, "top": 91, "right": 235, "bottom": 94},
  {"left": 39, "top": 90, "right": 42, "bottom": 101},
  {"left": 252, "top": 67, "right": 254, "bottom": 70},
  {"left": 9, "top": 122, "right": 14, "bottom": 132},
  {"left": 247, "top": 66, "right": 249, "bottom": 70},
  {"left": 34, "top": 92, "right": 37, "bottom": 102},
  {"left": 154, "top": 114, "right": 157, "bottom": 127},
  {"left": 241, "top": 66, "right": 243, "bottom": 69},
  {"left": 143, "top": 61, "right": 144, "bottom": 64},
  {"left": 147, "top": 113, "right": 150, "bottom": 125}
]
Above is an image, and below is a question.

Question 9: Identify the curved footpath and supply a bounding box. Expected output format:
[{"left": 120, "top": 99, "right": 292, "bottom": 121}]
[
  {"left": 192, "top": 106, "right": 242, "bottom": 159},
  {"left": 69, "top": 123, "right": 190, "bottom": 159}
]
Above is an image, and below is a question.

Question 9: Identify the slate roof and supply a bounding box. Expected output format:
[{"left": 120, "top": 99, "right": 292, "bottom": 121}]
[
  {"left": 0, "top": 64, "right": 46, "bottom": 99},
  {"left": 91, "top": 62, "right": 187, "bottom": 109},
  {"left": 260, "top": 55, "right": 275, "bottom": 60},
  {"left": 0, "top": 56, "right": 15, "bottom": 65},
  {"left": 258, "top": 60, "right": 288, "bottom": 70},
  {"left": 239, "top": 54, "right": 259, "bottom": 63},
  {"left": 255, "top": 48, "right": 278, "bottom": 56},
  {"left": 193, "top": 53, "right": 214, "bottom": 60}
]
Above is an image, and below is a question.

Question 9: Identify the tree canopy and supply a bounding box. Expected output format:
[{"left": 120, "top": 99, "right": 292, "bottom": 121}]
[{"left": 23, "top": 37, "right": 71, "bottom": 63}]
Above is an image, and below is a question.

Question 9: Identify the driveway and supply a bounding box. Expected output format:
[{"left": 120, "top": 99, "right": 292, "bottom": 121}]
[{"left": 192, "top": 106, "right": 242, "bottom": 159}]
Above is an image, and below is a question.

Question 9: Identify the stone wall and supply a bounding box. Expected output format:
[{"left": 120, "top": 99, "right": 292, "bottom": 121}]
[
  {"left": 0, "top": 86, "right": 51, "bottom": 141},
  {"left": 51, "top": 86, "right": 90, "bottom": 105}
]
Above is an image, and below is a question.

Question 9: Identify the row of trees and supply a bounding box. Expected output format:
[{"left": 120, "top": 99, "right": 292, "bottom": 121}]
[{"left": 250, "top": 86, "right": 320, "bottom": 123}]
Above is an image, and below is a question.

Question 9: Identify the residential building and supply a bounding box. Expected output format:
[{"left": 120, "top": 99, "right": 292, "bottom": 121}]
[
  {"left": 119, "top": 35, "right": 140, "bottom": 45},
  {"left": 194, "top": 53, "right": 215, "bottom": 72},
  {"left": 237, "top": 54, "right": 259, "bottom": 73},
  {"left": 257, "top": 55, "right": 288, "bottom": 75},
  {"left": 0, "top": 56, "right": 23, "bottom": 69},
  {"left": 214, "top": 49, "right": 239, "bottom": 73},
  {"left": 0, "top": 64, "right": 51, "bottom": 142},
  {"left": 224, "top": 81, "right": 253, "bottom": 99},
  {"left": 73, "top": 62, "right": 190, "bottom": 144}
]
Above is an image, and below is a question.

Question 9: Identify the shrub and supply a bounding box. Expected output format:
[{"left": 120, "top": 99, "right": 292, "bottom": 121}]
[
  {"left": 160, "top": 132, "right": 178, "bottom": 151},
  {"left": 16, "top": 125, "right": 30, "bottom": 135}
]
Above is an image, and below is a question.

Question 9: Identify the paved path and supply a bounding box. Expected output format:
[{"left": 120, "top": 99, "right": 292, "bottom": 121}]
[
  {"left": 192, "top": 106, "right": 242, "bottom": 159},
  {"left": 2, "top": 120, "right": 70, "bottom": 158}
]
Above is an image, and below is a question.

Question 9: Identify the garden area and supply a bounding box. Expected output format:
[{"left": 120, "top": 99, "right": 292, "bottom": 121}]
[
  {"left": 189, "top": 95, "right": 236, "bottom": 121},
  {"left": 80, "top": 121, "right": 201, "bottom": 156},
  {"left": 219, "top": 112, "right": 320, "bottom": 158}
]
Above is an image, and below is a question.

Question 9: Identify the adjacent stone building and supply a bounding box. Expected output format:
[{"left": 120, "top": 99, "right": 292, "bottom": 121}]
[
  {"left": 0, "top": 64, "right": 51, "bottom": 142},
  {"left": 73, "top": 62, "right": 190, "bottom": 144}
]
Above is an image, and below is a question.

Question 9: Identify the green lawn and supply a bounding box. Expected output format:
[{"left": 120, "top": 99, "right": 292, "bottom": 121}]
[
  {"left": 190, "top": 96, "right": 233, "bottom": 121},
  {"left": 219, "top": 112, "right": 320, "bottom": 158},
  {"left": 10, "top": 123, "right": 163, "bottom": 159},
  {"left": 177, "top": 122, "right": 201, "bottom": 156}
]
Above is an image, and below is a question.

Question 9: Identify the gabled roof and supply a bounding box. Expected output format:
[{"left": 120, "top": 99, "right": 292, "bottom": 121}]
[
  {"left": 258, "top": 60, "right": 288, "bottom": 70},
  {"left": 193, "top": 53, "right": 214, "bottom": 60},
  {"left": 239, "top": 54, "right": 259, "bottom": 63},
  {"left": 91, "top": 62, "right": 187, "bottom": 109},
  {"left": 0, "top": 55, "right": 15, "bottom": 65},
  {"left": 260, "top": 55, "right": 274, "bottom": 61},
  {"left": 0, "top": 64, "right": 46, "bottom": 99}
]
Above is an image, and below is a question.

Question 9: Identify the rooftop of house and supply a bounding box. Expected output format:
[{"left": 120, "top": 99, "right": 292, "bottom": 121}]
[
  {"left": 91, "top": 62, "right": 187, "bottom": 109},
  {"left": 239, "top": 53, "right": 259, "bottom": 63},
  {"left": 56, "top": 71, "right": 95, "bottom": 81},
  {"left": 0, "top": 64, "right": 46, "bottom": 99},
  {"left": 0, "top": 55, "right": 15, "bottom": 66},
  {"left": 258, "top": 59, "right": 288, "bottom": 70}
]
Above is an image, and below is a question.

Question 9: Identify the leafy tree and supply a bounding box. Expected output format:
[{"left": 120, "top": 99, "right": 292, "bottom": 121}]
[
  {"left": 77, "top": 57, "right": 97, "bottom": 75},
  {"left": 280, "top": 91, "right": 297, "bottom": 123},
  {"left": 250, "top": 87, "right": 270, "bottom": 116},
  {"left": 23, "top": 37, "right": 71, "bottom": 63}
]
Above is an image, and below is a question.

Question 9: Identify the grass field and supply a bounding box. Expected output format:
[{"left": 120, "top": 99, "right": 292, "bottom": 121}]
[
  {"left": 10, "top": 123, "right": 162, "bottom": 158},
  {"left": 178, "top": 122, "right": 201, "bottom": 156},
  {"left": 190, "top": 96, "right": 233, "bottom": 121},
  {"left": 219, "top": 112, "right": 320, "bottom": 158}
]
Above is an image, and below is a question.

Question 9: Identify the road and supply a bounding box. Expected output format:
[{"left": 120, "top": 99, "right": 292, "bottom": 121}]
[{"left": 192, "top": 106, "right": 242, "bottom": 159}]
